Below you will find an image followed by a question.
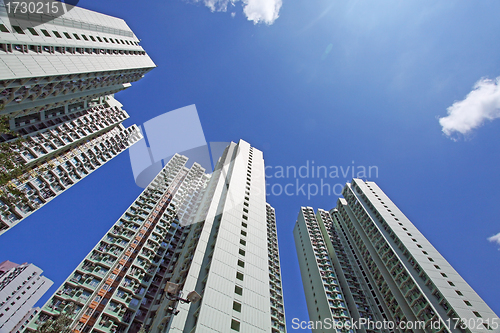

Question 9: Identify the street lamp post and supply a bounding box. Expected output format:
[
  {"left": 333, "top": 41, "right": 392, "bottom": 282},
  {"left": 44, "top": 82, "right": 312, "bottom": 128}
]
[{"left": 162, "top": 282, "right": 202, "bottom": 331}]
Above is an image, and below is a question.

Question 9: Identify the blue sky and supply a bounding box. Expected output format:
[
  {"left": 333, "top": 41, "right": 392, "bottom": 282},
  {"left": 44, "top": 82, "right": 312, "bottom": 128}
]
[{"left": 1, "top": 0, "right": 500, "bottom": 330}]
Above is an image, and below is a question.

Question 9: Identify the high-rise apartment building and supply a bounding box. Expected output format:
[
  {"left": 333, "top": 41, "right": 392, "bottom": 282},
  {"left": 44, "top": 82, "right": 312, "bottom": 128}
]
[
  {"left": 0, "top": 1, "right": 155, "bottom": 234},
  {"left": 8, "top": 307, "right": 39, "bottom": 333},
  {"left": 0, "top": 260, "right": 53, "bottom": 333},
  {"left": 163, "top": 141, "right": 286, "bottom": 333},
  {"left": 294, "top": 179, "right": 499, "bottom": 333},
  {"left": 27, "top": 140, "right": 286, "bottom": 333}
]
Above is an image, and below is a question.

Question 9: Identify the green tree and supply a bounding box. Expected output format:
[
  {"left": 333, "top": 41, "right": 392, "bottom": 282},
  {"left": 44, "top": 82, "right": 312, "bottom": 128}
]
[
  {"left": 138, "top": 325, "right": 149, "bottom": 333},
  {"left": 35, "top": 303, "right": 77, "bottom": 333},
  {"left": 0, "top": 115, "right": 29, "bottom": 216}
]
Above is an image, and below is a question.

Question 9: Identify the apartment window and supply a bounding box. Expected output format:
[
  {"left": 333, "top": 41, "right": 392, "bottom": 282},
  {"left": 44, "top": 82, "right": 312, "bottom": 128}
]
[
  {"left": 464, "top": 300, "right": 472, "bottom": 306},
  {"left": 434, "top": 265, "right": 441, "bottom": 269},
  {"left": 0, "top": 24, "right": 9, "bottom": 33},
  {"left": 96, "top": 36, "right": 103, "bottom": 42},
  {"left": 422, "top": 251, "right": 428, "bottom": 255},
  {"left": 63, "top": 32, "right": 72, "bottom": 39},
  {"left": 244, "top": 202, "right": 249, "bottom": 207},
  {"left": 456, "top": 290, "right": 463, "bottom": 296},
  {"left": 237, "top": 260, "right": 245, "bottom": 268},
  {"left": 89, "top": 35, "right": 96, "bottom": 41},
  {"left": 81, "top": 34, "right": 89, "bottom": 41},
  {"left": 428, "top": 257, "right": 434, "bottom": 262},
  {"left": 412, "top": 239, "right": 417, "bottom": 242},
  {"left": 53, "top": 31, "right": 62, "bottom": 38},
  {"left": 448, "top": 281, "right": 455, "bottom": 286},
  {"left": 231, "top": 319, "right": 240, "bottom": 331},
  {"left": 12, "top": 26, "right": 25, "bottom": 34},
  {"left": 233, "top": 301, "right": 242, "bottom": 312},
  {"left": 39, "top": 29, "right": 50, "bottom": 37},
  {"left": 242, "top": 215, "right": 248, "bottom": 220},
  {"left": 433, "top": 290, "right": 443, "bottom": 301},
  {"left": 236, "top": 272, "right": 244, "bottom": 281},
  {"left": 110, "top": 38, "right": 115, "bottom": 43},
  {"left": 441, "top": 273, "right": 447, "bottom": 277},
  {"left": 239, "top": 249, "right": 245, "bottom": 256},
  {"left": 240, "top": 239, "right": 246, "bottom": 246},
  {"left": 73, "top": 33, "right": 81, "bottom": 40},
  {"left": 242, "top": 222, "right": 247, "bottom": 228},
  {"left": 235, "top": 286, "right": 243, "bottom": 295},
  {"left": 241, "top": 230, "right": 247, "bottom": 237},
  {"left": 27, "top": 27, "right": 39, "bottom": 36},
  {"left": 473, "top": 311, "right": 482, "bottom": 318},
  {"left": 103, "top": 37, "right": 109, "bottom": 42}
]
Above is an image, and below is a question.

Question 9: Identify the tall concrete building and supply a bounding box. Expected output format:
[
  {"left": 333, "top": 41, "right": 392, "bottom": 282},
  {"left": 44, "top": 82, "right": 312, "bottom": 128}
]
[
  {"left": 0, "top": 1, "right": 155, "bottom": 234},
  {"left": 163, "top": 141, "right": 286, "bottom": 333},
  {"left": 0, "top": 260, "right": 53, "bottom": 333},
  {"left": 27, "top": 140, "right": 286, "bottom": 333},
  {"left": 294, "top": 179, "right": 499, "bottom": 333}
]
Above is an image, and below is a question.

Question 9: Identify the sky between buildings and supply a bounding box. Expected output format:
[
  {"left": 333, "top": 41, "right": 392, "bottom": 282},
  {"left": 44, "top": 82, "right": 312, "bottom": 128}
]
[{"left": 1, "top": 0, "right": 500, "bottom": 330}]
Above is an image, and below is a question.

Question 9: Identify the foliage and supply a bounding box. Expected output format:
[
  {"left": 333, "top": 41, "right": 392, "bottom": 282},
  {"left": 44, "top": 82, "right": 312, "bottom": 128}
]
[
  {"left": 35, "top": 303, "right": 77, "bottom": 333},
  {"left": 0, "top": 115, "right": 29, "bottom": 216}
]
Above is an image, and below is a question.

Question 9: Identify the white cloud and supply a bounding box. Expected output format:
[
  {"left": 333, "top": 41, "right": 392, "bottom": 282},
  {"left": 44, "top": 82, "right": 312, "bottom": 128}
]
[
  {"left": 242, "top": 0, "right": 282, "bottom": 25},
  {"left": 439, "top": 77, "right": 500, "bottom": 139},
  {"left": 488, "top": 232, "right": 500, "bottom": 249},
  {"left": 196, "top": 0, "right": 234, "bottom": 12},
  {"left": 193, "top": 0, "right": 282, "bottom": 25}
]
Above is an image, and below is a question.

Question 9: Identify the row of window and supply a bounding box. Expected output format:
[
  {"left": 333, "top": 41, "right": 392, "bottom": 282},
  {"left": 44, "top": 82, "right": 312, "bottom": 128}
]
[
  {"left": 361, "top": 183, "right": 490, "bottom": 325},
  {"left": 298, "top": 222, "right": 350, "bottom": 322},
  {"left": 0, "top": 42, "right": 146, "bottom": 56},
  {"left": 0, "top": 23, "right": 139, "bottom": 46},
  {"left": 232, "top": 159, "right": 252, "bottom": 331}
]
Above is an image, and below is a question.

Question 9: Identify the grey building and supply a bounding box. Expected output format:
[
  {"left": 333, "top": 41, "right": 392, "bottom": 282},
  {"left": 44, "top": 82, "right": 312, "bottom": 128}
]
[
  {"left": 0, "top": 1, "right": 155, "bottom": 234},
  {"left": 294, "top": 179, "right": 499, "bottom": 333},
  {"left": 164, "top": 140, "right": 286, "bottom": 333},
  {"left": 0, "top": 260, "right": 53, "bottom": 333},
  {"left": 27, "top": 140, "right": 286, "bottom": 333}
]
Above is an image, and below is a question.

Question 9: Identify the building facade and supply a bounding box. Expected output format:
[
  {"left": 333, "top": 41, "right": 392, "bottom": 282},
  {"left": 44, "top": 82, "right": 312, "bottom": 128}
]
[
  {"left": 0, "top": 260, "right": 53, "bottom": 333},
  {"left": 8, "top": 307, "right": 39, "bottom": 333},
  {"left": 294, "top": 206, "right": 384, "bottom": 333},
  {"left": 294, "top": 179, "right": 499, "bottom": 333},
  {"left": 27, "top": 140, "right": 286, "bottom": 333},
  {"left": 0, "top": 1, "right": 156, "bottom": 234},
  {"left": 163, "top": 140, "right": 286, "bottom": 333}
]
